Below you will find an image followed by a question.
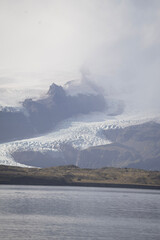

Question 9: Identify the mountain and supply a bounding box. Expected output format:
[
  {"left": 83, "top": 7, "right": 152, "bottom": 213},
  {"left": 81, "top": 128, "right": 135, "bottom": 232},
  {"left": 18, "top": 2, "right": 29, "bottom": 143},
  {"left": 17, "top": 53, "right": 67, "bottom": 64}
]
[
  {"left": 0, "top": 82, "right": 106, "bottom": 143},
  {"left": 5, "top": 121, "right": 160, "bottom": 171},
  {"left": 0, "top": 108, "right": 34, "bottom": 143},
  {"left": 0, "top": 81, "right": 160, "bottom": 171},
  {"left": 78, "top": 122, "right": 160, "bottom": 170}
]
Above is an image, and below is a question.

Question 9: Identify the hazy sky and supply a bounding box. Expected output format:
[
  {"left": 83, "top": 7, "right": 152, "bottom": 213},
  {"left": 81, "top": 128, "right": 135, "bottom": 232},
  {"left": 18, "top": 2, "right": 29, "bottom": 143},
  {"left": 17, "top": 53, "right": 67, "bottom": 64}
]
[{"left": 0, "top": 0, "right": 160, "bottom": 111}]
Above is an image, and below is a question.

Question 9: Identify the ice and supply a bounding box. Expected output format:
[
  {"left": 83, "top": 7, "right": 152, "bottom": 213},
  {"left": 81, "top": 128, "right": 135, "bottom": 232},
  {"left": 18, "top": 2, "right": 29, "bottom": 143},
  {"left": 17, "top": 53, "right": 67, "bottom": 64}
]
[{"left": 0, "top": 108, "right": 160, "bottom": 167}]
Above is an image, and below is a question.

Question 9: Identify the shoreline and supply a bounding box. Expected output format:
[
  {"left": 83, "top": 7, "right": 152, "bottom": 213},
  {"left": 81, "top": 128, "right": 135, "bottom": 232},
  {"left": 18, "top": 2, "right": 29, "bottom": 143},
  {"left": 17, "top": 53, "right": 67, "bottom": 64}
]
[
  {"left": 0, "top": 165, "right": 160, "bottom": 190},
  {"left": 1, "top": 180, "right": 160, "bottom": 190}
]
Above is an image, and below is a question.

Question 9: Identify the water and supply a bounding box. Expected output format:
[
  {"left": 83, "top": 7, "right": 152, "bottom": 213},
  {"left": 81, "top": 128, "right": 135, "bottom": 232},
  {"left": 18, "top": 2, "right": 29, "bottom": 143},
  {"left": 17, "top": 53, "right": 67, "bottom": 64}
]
[{"left": 0, "top": 186, "right": 160, "bottom": 240}]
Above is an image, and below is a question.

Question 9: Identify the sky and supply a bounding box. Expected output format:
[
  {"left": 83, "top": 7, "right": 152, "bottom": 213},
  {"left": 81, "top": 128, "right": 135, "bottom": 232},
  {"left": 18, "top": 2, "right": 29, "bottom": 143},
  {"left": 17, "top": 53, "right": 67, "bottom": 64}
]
[{"left": 0, "top": 0, "right": 160, "bottom": 111}]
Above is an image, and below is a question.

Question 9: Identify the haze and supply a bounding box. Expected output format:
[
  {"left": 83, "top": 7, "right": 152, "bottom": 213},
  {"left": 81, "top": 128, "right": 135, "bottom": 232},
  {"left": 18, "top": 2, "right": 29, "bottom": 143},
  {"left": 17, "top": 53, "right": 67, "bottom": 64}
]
[{"left": 0, "top": 0, "right": 160, "bottom": 112}]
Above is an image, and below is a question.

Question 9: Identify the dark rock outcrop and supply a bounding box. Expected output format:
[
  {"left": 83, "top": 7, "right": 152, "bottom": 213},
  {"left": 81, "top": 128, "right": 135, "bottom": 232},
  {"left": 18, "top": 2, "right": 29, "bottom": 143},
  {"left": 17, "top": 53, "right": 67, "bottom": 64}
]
[
  {"left": 0, "top": 110, "right": 34, "bottom": 143},
  {"left": 0, "top": 83, "right": 106, "bottom": 143}
]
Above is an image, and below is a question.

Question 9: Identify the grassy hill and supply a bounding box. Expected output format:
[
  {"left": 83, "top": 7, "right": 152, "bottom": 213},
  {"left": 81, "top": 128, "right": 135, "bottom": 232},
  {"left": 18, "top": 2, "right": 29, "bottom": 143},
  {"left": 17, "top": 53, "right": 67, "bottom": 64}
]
[{"left": 0, "top": 165, "right": 160, "bottom": 189}]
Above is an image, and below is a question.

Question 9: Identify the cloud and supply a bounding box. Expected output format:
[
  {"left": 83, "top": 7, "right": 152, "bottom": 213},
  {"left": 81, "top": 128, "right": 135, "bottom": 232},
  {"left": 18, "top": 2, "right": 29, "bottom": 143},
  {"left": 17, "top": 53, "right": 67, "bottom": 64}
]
[{"left": 0, "top": 0, "right": 160, "bottom": 112}]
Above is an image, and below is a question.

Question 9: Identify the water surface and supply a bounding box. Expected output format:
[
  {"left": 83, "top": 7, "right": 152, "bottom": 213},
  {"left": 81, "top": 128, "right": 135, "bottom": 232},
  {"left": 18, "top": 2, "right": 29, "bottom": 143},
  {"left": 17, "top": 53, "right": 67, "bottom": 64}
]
[{"left": 0, "top": 185, "right": 160, "bottom": 240}]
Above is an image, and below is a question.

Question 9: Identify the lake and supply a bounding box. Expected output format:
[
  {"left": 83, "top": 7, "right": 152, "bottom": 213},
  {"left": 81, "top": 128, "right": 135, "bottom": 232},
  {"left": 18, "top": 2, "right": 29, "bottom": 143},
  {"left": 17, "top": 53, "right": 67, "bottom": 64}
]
[{"left": 0, "top": 185, "right": 160, "bottom": 240}]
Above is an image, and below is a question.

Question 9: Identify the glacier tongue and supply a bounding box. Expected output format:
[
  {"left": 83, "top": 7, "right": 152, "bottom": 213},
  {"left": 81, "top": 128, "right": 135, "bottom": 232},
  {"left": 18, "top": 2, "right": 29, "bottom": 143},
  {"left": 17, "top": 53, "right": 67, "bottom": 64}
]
[{"left": 0, "top": 109, "right": 160, "bottom": 167}]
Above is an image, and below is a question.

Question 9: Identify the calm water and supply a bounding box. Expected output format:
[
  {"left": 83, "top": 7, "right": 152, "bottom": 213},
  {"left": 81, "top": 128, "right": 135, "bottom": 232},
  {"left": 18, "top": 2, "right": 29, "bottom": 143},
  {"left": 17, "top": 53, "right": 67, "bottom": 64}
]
[{"left": 0, "top": 185, "right": 160, "bottom": 240}]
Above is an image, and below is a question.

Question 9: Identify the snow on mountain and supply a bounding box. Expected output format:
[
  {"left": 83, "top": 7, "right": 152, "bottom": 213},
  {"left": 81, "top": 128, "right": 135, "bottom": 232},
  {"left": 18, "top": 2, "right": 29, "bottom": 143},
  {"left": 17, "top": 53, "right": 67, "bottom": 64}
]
[
  {"left": 0, "top": 77, "right": 160, "bottom": 168},
  {"left": 0, "top": 87, "right": 45, "bottom": 108},
  {"left": 0, "top": 109, "right": 159, "bottom": 167},
  {"left": 0, "top": 70, "right": 79, "bottom": 107}
]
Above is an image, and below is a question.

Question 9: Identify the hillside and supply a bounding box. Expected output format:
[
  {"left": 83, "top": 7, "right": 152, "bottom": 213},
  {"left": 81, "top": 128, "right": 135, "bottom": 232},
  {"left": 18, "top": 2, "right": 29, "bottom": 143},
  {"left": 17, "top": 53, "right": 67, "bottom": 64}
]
[
  {"left": 0, "top": 165, "right": 160, "bottom": 189},
  {"left": 8, "top": 121, "right": 160, "bottom": 170}
]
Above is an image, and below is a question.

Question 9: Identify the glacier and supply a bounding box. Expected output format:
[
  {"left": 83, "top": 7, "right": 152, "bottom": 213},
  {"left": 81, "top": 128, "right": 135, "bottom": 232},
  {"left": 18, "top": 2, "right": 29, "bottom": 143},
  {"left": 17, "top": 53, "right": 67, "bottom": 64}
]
[{"left": 0, "top": 108, "right": 159, "bottom": 167}]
